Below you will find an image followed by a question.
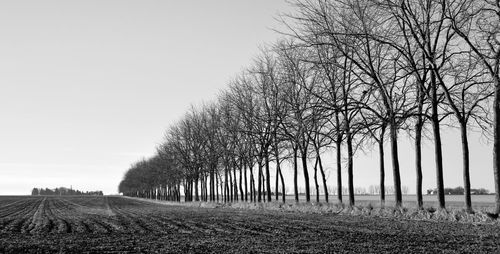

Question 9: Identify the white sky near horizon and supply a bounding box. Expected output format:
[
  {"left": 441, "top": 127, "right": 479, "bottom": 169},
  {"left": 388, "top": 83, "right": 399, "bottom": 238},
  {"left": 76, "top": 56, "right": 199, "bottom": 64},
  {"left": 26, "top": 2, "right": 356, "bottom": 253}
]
[{"left": 0, "top": 0, "right": 495, "bottom": 198}]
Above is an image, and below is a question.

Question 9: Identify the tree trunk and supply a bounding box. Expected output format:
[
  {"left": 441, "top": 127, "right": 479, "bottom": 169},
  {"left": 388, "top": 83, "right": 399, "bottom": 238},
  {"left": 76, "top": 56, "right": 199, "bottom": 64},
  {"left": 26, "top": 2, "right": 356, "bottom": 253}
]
[
  {"left": 460, "top": 120, "right": 472, "bottom": 213},
  {"left": 431, "top": 72, "right": 446, "bottom": 209},
  {"left": 178, "top": 183, "right": 181, "bottom": 202},
  {"left": 274, "top": 139, "right": 280, "bottom": 201},
  {"left": 204, "top": 176, "right": 207, "bottom": 201},
  {"left": 191, "top": 181, "right": 194, "bottom": 201},
  {"left": 389, "top": 120, "right": 402, "bottom": 207},
  {"left": 244, "top": 161, "right": 248, "bottom": 202},
  {"left": 346, "top": 133, "right": 354, "bottom": 207},
  {"left": 233, "top": 162, "right": 238, "bottom": 202},
  {"left": 210, "top": 167, "right": 215, "bottom": 202},
  {"left": 199, "top": 177, "right": 203, "bottom": 201},
  {"left": 190, "top": 181, "right": 194, "bottom": 202},
  {"left": 494, "top": 80, "right": 500, "bottom": 214},
  {"left": 205, "top": 174, "right": 209, "bottom": 201},
  {"left": 336, "top": 140, "right": 342, "bottom": 203},
  {"left": 275, "top": 163, "right": 279, "bottom": 201},
  {"left": 433, "top": 119, "right": 446, "bottom": 209},
  {"left": 220, "top": 174, "right": 224, "bottom": 202},
  {"left": 279, "top": 165, "right": 286, "bottom": 203},
  {"left": 265, "top": 149, "right": 272, "bottom": 202},
  {"left": 249, "top": 164, "right": 254, "bottom": 202},
  {"left": 314, "top": 157, "right": 320, "bottom": 203},
  {"left": 317, "top": 153, "right": 328, "bottom": 203},
  {"left": 257, "top": 158, "right": 262, "bottom": 202},
  {"left": 378, "top": 133, "right": 385, "bottom": 208},
  {"left": 262, "top": 165, "right": 267, "bottom": 201},
  {"left": 195, "top": 176, "right": 199, "bottom": 202},
  {"left": 185, "top": 182, "right": 188, "bottom": 201},
  {"left": 216, "top": 172, "right": 219, "bottom": 202},
  {"left": 225, "top": 167, "right": 229, "bottom": 203},
  {"left": 293, "top": 146, "right": 299, "bottom": 202},
  {"left": 250, "top": 164, "right": 256, "bottom": 202},
  {"left": 415, "top": 119, "right": 423, "bottom": 209},
  {"left": 239, "top": 162, "right": 244, "bottom": 201},
  {"left": 184, "top": 181, "right": 188, "bottom": 202},
  {"left": 301, "top": 149, "right": 311, "bottom": 202},
  {"left": 203, "top": 175, "right": 206, "bottom": 201},
  {"left": 229, "top": 166, "right": 234, "bottom": 202}
]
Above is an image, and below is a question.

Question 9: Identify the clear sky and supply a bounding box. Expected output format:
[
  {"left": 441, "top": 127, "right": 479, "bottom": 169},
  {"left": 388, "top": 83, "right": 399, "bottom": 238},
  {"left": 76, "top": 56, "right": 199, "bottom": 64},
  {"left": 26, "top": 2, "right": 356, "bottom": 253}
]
[{"left": 0, "top": 0, "right": 494, "bottom": 196}]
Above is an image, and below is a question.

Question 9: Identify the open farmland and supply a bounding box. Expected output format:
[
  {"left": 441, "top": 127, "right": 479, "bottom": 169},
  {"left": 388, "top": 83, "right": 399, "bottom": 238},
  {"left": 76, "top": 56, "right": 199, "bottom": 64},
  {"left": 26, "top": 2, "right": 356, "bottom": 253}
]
[{"left": 0, "top": 196, "right": 499, "bottom": 253}]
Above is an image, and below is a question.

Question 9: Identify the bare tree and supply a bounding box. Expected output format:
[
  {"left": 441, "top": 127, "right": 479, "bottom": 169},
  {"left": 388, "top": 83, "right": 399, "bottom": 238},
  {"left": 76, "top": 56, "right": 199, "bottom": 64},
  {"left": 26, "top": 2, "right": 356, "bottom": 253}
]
[
  {"left": 447, "top": 0, "right": 500, "bottom": 213},
  {"left": 376, "top": 0, "right": 457, "bottom": 209},
  {"left": 275, "top": 41, "right": 322, "bottom": 202},
  {"left": 309, "top": 42, "right": 346, "bottom": 204},
  {"left": 281, "top": 1, "right": 366, "bottom": 206}
]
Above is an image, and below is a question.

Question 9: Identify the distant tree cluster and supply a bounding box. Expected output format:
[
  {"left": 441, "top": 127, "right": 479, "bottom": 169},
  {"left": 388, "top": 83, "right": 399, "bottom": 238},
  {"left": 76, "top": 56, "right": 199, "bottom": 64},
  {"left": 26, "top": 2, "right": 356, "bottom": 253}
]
[
  {"left": 120, "top": 0, "right": 500, "bottom": 214},
  {"left": 427, "top": 187, "right": 490, "bottom": 195},
  {"left": 31, "top": 187, "right": 103, "bottom": 196},
  {"left": 367, "top": 185, "right": 409, "bottom": 196}
]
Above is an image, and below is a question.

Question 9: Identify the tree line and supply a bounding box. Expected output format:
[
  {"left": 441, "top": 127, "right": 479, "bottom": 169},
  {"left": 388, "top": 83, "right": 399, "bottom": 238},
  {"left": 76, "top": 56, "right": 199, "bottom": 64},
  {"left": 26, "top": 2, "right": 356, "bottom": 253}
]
[
  {"left": 426, "top": 187, "right": 490, "bottom": 195},
  {"left": 31, "top": 187, "right": 104, "bottom": 196},
  {"left": 119, "top": 0, "right": 500, "bottom": 213}
]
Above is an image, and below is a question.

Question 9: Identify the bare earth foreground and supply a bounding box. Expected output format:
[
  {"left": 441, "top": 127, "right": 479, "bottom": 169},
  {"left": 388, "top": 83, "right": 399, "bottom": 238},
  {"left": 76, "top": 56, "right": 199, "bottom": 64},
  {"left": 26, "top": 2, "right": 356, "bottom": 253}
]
[{"left": 0, "top": 196, "right": 499, "bottom": 253}]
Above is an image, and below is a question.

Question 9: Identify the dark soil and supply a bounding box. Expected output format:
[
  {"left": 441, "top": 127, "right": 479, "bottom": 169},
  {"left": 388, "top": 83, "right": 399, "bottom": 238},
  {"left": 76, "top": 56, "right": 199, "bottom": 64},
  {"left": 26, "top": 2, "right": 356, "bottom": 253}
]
[{"left": 0, "top": 196, "right": 498, "bottom": 253}]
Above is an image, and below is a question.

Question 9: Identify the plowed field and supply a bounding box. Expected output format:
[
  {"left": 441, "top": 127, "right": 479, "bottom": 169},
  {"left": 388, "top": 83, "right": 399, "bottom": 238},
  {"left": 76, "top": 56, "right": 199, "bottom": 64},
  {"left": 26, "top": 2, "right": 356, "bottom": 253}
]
[{"left": 0, "top": 196, "right": 499, "bottom": 253}]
